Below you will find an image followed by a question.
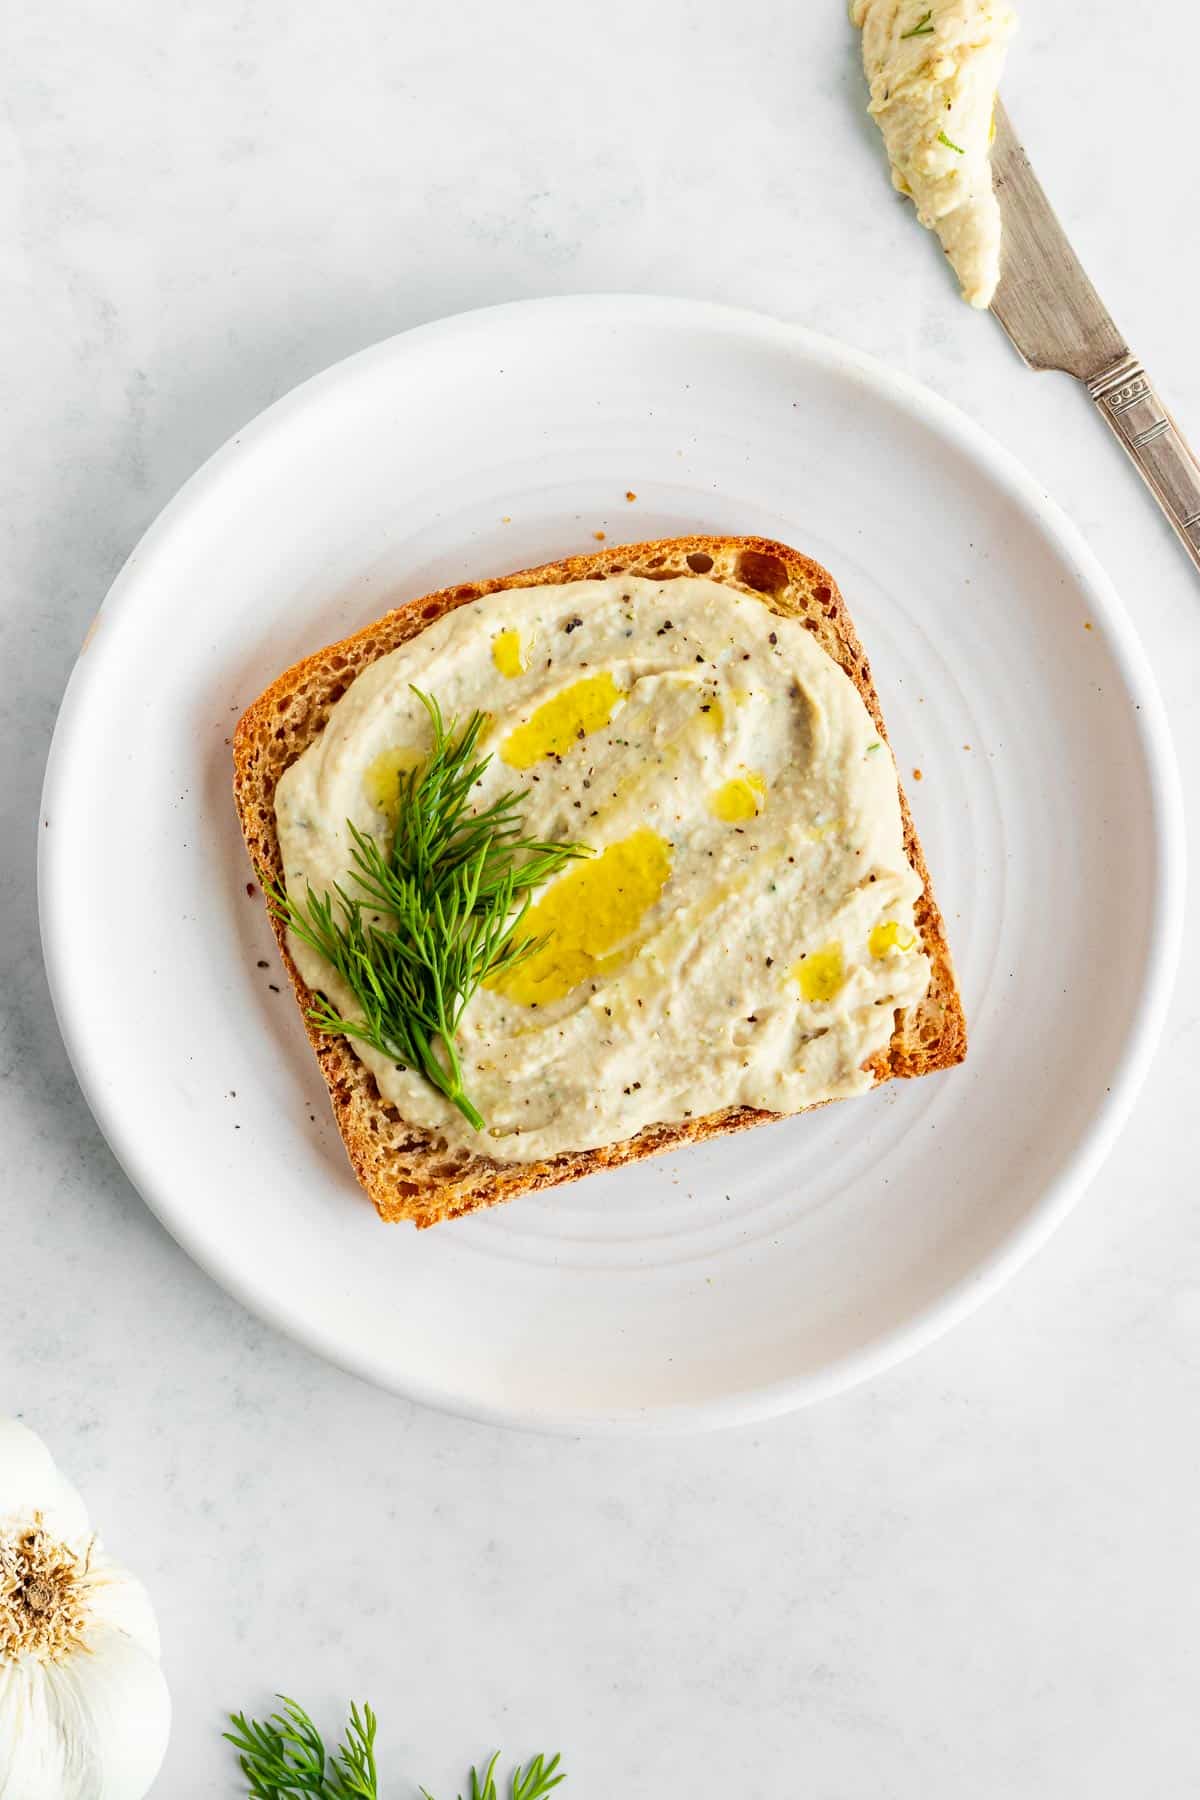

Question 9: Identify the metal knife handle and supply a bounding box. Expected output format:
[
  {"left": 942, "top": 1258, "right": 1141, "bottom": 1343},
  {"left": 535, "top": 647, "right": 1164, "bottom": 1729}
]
[{"left": 1088, "top": 354, "right": 1200, "bottom": 575}]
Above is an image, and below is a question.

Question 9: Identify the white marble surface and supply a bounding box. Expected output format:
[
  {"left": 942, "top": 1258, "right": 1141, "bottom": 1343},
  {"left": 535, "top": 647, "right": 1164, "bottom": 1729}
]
[{"left": 3, "top": 1, "right": 1199, "bottom": 1793}]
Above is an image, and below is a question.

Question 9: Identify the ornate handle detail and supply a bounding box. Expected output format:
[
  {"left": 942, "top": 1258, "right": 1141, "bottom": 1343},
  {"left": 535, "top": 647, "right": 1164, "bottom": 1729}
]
[{"left": 1088, "top": 354, "right": 1200, "bottom": 576}]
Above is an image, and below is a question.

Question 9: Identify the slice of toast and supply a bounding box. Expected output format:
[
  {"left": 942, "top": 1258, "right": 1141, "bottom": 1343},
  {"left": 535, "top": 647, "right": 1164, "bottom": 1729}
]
[{"left": 233, "top": 535, "right": 966, "bottom": 1226}]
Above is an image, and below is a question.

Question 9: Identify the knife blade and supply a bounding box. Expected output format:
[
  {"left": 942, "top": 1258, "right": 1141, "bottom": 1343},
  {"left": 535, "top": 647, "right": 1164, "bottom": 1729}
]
[{"left": 990, "top": 100, "right": 1200, "bottom": 574}]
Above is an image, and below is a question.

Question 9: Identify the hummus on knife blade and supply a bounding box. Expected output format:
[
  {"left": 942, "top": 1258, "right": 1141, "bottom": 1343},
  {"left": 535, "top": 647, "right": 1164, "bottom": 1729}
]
[{"left": 852, "top": 0, "right": 1018, "bottom": 307}]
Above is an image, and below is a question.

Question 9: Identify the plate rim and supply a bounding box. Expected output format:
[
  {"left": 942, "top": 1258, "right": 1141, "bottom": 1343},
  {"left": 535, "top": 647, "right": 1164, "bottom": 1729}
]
[{"left": 38, "top": 293, "right": 1187, "bottom": 1435}]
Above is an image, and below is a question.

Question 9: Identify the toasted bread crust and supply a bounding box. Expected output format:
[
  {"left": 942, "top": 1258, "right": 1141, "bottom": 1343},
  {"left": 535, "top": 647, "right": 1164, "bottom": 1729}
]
[{"left": 233, "top": 536, "right": 966, "bottom": 1225}]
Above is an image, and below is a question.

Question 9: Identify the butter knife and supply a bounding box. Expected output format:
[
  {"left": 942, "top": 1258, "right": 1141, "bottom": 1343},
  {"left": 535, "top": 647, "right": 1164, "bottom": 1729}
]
[{"left": 990, "top": 100, "right": 1200, "bottom": 576}]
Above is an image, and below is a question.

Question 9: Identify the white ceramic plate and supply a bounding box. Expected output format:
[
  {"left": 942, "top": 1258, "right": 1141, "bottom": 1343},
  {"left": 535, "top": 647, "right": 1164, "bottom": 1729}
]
[{"left": 40, "top": 296, "right": 1183, "bottom": 1433}]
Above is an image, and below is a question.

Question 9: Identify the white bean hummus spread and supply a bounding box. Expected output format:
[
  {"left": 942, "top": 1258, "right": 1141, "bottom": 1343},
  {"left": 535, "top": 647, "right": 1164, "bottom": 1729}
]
[
  {"left": 277, "top": 576, "right": 931, "bottom": 1163},
  {"left": 851, "top": 0, "right": 1017, "bottom": 307}
]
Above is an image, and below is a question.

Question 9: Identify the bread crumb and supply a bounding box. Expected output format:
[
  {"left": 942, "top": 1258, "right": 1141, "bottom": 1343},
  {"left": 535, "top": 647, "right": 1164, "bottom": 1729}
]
[
  {"left": 912, "top": 767, "right": 923, "bottom": 781},
  {"left": 625, "top": 490, "right": 637, "bottom": 502},
  {"left": 501, "top": 515, "right": 512, "bottom": 524},
  {"left": 1084, "top": 620, "right": 1093, "bottom": 631},
  {"left": 593, "top": 530, "right": 606, "bottom": 541}
]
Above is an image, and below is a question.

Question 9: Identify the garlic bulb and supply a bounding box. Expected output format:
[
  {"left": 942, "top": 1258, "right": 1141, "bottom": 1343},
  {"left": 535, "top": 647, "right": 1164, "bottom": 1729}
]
[{"left": 0, "top": 1419, "right": 170, "bottom": 1800}]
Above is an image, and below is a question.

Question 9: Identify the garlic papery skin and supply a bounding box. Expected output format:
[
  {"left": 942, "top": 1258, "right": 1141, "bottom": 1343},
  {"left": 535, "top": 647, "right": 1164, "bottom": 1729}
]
[{"left": 0, "top": 1420, "right": 170, "bottom": 1800}]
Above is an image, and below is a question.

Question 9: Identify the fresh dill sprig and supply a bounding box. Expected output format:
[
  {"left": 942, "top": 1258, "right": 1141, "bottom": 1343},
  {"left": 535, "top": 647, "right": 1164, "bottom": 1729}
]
[
  {"left": 225, "top": 1696, "right": 379, "bottom": 1799},
  {"left": 900, "top": 8, "right": 935, "bottom": 37},
  {"left": 937, "top": 129, "right": 965, "bottom": 153},
  {"left": 225, "top": 1698, "right": 565, "bottom": 1800},
  {"left": 272, "top": 688, "right": 585, "bottom": 1132},
  {"left": 422, "top": 1749, "right": 566, "bottom": 1800}
]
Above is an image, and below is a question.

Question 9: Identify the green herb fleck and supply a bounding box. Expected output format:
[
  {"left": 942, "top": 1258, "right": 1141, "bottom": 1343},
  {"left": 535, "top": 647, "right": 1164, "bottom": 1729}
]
[
  {"left": 937, "top": 129, "right": 965, "bottom": 153},
  {"left": 866, "top": 741, "right": 883, "bottom": 753},
  {"left": 900, "top": 8, "right": 935, "bottom": 36},
  {"left": 272, "top": 688, "right": 586, "bottom": 1132}
]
